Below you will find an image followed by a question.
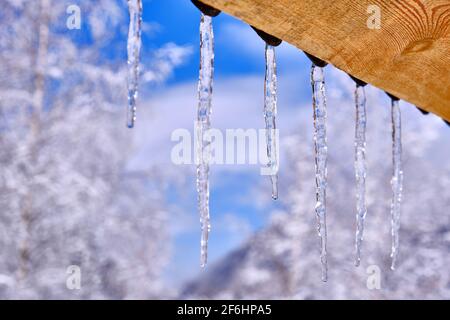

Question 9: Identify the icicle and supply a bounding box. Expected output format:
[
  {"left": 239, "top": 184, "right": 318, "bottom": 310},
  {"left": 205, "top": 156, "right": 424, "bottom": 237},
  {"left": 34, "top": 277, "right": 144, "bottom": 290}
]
[
  {"left": 126, "top": 0, "right": 143, "bottom": 128},
  {"left": 264, "top": 44, "right": 279, "bottom": 200},
  {"left": 311, "top": 65, "right": 328, "bottom": 281},
  {"left": 354, "top": 85, "right": 367, "bottom": 267},
  {"left": 390, "top": 98, "right": 403, "bottom": 270},
  {"left": 196, "top": 13, "right": 215, "bottom": 268},
  {"left": 251, "top": 26, "right": 281, "bottom": 200}
]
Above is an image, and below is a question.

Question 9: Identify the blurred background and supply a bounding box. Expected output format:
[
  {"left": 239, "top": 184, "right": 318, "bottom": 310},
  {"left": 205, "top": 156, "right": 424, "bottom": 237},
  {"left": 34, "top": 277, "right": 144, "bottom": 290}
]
[{"left": 0, "top": 0, "right": 449, "bottom": 299}]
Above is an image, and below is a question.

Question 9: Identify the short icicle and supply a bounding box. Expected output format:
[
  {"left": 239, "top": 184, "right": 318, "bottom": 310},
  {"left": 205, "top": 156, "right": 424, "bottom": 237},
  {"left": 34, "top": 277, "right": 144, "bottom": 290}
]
[
  {"left": 311, "top": 65, "right": 328, "bottom": 281},
  {"left": 390, "top": 98, "right": 403, "bottom": 270},
  {"left": 126, "top": 0, "right": 143, "bottom": 128},
  {"left": 196, "top": 13, "right": 215, "bottom": 268},
  {"left": 354, "top": 84, "right": 368, "bottom": 267},
  {"left": 264, "top": 44, "right": 279, "bottom": 200}
]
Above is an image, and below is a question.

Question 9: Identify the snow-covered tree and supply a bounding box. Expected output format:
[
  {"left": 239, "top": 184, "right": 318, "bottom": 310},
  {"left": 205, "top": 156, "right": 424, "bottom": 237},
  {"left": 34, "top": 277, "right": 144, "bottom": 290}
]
[{"left": 0, "top": 0, "right": 189, "bottom": 298}]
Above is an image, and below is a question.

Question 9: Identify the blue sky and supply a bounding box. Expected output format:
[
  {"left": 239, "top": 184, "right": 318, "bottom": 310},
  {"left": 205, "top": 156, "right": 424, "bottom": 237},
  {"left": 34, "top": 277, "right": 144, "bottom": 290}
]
[
  {"left": 137, "top": 0, "right": 317, "bottom": 286},
  {"left": 145, "top": 0, "right": 261, "bottom": 82},
  {"left": 144, "top": 0, "right": 312, "bottom": 84}
]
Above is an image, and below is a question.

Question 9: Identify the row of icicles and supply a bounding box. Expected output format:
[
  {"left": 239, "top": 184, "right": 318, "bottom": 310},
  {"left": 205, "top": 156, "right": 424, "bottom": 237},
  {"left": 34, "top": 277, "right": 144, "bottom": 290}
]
[{"left": 125, "top": 0, "right": 432, "bottom": 281}]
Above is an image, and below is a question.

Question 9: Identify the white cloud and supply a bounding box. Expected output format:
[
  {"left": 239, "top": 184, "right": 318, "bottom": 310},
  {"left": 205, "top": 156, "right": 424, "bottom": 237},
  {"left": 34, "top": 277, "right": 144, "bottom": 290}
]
[
  {"left": 215, "top": 213, "right": 252, "bottom": 238},
  {"left": 142, "top": 43, "right": 193, "bottom": 84},
  {"left": 129, "top": 74, "right": 307, "bottom": 172}
]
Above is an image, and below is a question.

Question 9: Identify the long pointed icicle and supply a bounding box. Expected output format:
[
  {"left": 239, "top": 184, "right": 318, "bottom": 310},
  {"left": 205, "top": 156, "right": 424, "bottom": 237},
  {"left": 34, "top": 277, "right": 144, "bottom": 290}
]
[
  {"left": 196, "top": 13, "right": 215, "bottom": 268},
  {"left": 264, "top": 44, "right": 279, "bottom": 200},
  {"left": 311, "top": 65, "right": 328, "bottom": 281},
  {"left": 354, "top": 85, "right": 368, "bottom": 267},
  {"left": 126, "top": 0, "right": 143, "bottom": 128},
  {"left": 390, "top": 99, "right": 403, "bottom": 270}
]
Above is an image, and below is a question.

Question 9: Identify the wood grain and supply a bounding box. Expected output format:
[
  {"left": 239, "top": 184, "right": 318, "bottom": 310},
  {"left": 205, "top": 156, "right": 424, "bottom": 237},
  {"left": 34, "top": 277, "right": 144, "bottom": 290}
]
[{"left": 200, "top": 0, "right": 450, "bottom": 120}]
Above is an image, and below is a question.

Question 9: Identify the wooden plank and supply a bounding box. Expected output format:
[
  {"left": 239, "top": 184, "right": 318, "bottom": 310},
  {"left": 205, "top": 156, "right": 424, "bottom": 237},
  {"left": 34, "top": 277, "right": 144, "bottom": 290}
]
[{"left": 200, "top": 0, "right": 450, "bottom": 121}]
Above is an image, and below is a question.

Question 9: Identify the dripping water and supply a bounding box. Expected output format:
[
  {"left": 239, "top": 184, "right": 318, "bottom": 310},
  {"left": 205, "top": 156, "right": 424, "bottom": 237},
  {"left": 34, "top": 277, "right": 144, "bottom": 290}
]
[
  {"left": 196, "top": 13, "right": 215, "bottom": 268},
  {"left": 311, "top": 65, "right": 328, "bottom": 281},
  {"left": 126, "top": 0, "right": 143, "bottom": 128},
  {"left": 354, "top": 85, "right": 367, "bottom": 267},
  {"left": 390, "top": 99, "right": 403, "bottom": 270},
  {"left": 264, "top": 44, "right": 279, "bottom": 200}
]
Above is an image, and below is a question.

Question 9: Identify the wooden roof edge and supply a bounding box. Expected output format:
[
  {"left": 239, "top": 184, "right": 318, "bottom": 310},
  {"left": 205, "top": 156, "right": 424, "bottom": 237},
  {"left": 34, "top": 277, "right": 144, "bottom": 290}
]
[{"left": 198, "top": 0, "right": 450, "bottom": 122}]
